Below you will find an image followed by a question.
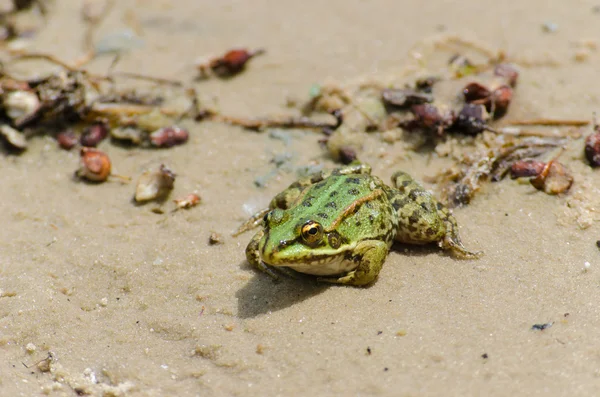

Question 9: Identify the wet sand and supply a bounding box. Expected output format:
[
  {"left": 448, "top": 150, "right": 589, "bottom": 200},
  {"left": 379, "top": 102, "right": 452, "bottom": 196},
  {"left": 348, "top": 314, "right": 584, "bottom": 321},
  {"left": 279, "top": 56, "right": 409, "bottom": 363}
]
[{"left": 2, "top": 1, "right": 600, "bottom": 396}]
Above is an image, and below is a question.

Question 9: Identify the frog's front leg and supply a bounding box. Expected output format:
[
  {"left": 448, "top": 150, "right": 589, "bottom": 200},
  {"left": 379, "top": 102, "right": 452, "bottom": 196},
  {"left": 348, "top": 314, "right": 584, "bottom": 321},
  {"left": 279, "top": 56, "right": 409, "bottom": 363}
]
[
  {"left": 318, "top": 240, "right": 389, "bottom": 286},
  {"left": 245, "top": 229, "right": 280, "bottom": 279}
]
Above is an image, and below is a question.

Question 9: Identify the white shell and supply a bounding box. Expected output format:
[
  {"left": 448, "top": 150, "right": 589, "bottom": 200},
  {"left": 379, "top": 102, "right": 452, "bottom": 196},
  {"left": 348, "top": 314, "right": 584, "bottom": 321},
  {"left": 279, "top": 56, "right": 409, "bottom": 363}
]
[
  {"left": 4, "top": 91, "right": 40, "bottom": 121},
  {"left": 134, "top": 165, "right": 175, "bottom": 202},
  {"left": 0, "top": 124, "right": 27, "bottom": 149}
]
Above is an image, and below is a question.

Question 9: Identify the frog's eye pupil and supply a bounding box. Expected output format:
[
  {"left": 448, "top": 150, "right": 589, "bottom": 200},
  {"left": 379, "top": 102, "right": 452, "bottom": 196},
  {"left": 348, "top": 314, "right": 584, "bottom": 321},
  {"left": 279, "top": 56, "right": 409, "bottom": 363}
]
[{"left": 301, "top": 221, "right": 323, "bottom": 244}]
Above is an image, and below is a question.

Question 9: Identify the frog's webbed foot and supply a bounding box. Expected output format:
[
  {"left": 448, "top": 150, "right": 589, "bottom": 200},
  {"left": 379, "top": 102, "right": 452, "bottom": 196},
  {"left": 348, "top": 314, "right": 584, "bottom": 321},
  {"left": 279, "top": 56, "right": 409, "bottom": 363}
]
[
  {"left": 440, "top": 237, "right": 483, "bottom": 259},
  {"left": 317, "top": 240, "right": 388, "bottom": 286},
  {"left": 440, "top": 216, "right": 483, "bottom": 259},
  {"left": 233, "top": 207, "right": 270, "bottom": 236}
]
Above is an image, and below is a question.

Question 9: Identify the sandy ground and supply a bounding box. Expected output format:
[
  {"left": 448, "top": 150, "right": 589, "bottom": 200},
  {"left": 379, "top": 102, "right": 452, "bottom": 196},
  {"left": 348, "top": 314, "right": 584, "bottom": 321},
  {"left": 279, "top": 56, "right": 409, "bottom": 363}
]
[{"left": 2, "top": 1, "right": 600, "bottom": 396}]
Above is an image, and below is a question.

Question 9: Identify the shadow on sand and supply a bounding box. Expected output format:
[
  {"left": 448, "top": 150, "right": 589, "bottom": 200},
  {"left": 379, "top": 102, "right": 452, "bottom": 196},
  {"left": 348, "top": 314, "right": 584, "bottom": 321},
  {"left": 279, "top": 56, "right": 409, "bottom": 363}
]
[{"left": 235, "top": 263, "right": 330, "bottom": 319}]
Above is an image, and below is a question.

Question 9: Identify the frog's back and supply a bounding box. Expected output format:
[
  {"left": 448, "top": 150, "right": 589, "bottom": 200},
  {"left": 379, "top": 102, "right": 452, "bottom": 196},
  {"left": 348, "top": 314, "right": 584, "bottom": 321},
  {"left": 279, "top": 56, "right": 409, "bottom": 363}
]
[{"left": 289, "top": 174, "right": 397, "bottom": 243}]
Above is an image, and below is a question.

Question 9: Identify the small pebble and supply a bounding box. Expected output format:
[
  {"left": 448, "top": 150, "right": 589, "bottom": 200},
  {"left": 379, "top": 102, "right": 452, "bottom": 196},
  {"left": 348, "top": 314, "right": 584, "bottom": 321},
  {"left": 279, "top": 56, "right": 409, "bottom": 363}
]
[
  {"left": 542, "top": 21, "right": 558, "bottom": 33},
  {"left": 25, "top": 343, "right": 36, "bottom": 353},
  {"left": 209, "top": 232, "right": 224, "bottom": 245},
  {"left": 584, "top": 261, "right": 591, "bottom": 271},
  {"left": 574, "top": 49, "right": 590, "bottom": 63}
]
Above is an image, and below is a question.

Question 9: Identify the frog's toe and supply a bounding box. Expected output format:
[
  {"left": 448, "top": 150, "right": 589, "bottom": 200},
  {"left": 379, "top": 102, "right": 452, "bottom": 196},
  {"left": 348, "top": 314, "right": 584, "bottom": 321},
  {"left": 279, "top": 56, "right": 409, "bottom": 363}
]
[
  {"left": 317, "top": 270, "right": 377, "bottom": 287},
  {"left": 233, "top": 208, "right": 270, "bottom": 236},
  {"left": 257, "top": 262, "right": 281, "bottom": 279},
  {"left": 440, "top": 237, "right": 483, "bottom": 259}
]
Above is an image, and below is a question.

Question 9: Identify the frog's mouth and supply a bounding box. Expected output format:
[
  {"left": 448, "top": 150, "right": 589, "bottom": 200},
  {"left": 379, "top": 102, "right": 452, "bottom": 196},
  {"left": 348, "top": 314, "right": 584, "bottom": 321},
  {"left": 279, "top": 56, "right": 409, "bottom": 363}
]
[{"left": 280, "top": 252, "right": 359, "bottom": 276}]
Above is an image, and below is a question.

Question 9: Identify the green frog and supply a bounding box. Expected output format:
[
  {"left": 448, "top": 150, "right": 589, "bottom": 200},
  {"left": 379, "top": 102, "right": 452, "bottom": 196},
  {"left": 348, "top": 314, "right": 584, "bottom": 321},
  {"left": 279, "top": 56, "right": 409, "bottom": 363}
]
[{"left": 234, "top": 163, "right": 481, "bottom": 286}]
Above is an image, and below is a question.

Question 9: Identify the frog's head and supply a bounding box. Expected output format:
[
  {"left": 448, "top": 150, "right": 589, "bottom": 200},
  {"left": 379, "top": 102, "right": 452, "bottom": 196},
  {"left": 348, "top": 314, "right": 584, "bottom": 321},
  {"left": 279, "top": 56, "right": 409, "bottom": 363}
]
[{"left": 258, "top": 208, "right": 349, "bottom": 268}]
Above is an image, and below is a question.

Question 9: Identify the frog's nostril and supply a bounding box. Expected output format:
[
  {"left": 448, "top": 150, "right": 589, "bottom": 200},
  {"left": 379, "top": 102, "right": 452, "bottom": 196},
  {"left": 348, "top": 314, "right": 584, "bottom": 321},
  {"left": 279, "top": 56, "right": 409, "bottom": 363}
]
[{"left": 278, "top": 240, "right": 291, "bottom": 250}]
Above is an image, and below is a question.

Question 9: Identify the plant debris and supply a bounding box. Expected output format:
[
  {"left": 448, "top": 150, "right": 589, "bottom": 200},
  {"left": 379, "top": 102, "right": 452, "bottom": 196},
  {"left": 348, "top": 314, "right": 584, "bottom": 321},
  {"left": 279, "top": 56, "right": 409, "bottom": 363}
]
[
  {"left": 531, "top": 322, "right": 553, "bottom": 331},
  {"left": 585, "top": 117, "right": 600, "bottom": 167},
  {"left": 434, "top": 135, "right": 566, "bottom": 207},
  {"left": 197, "top": 48, "right": 266, "bottom": 78},
  {"left": 381, "top": 88, "right": 433, "bottom": 108},
  {"left": 150, "top": 125, "right": 189, "bottom": 148},
  {"left": 173, "top": 192, "right": 200, "bottom": 210}
]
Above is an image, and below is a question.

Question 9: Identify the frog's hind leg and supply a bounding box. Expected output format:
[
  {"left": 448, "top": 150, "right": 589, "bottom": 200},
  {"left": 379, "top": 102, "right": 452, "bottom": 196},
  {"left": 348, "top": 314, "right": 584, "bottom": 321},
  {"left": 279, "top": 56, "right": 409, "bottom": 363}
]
[
  {"left": 391, "top": 171, "right": 482, "bottom": 258},
  {"left": 390, "top": 171, "right": 445, "bottom": 244},
  {"left": 317, "top": 240, "right": 388, "bottom": 286}
]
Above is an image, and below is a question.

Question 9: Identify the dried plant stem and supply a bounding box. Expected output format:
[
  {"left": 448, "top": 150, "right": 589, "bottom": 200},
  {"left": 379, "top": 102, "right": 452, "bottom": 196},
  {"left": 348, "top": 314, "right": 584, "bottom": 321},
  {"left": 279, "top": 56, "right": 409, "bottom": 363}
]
[{"left": 503, "top": 119, "right": 590, "bottom": 127}]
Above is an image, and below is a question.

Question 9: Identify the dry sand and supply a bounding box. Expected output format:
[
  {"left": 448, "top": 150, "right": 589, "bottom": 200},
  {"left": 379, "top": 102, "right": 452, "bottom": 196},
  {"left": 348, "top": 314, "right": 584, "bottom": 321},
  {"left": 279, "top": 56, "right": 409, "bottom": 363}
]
[{"left": 2, "top": 1, "right": 600, "bottom": 396}]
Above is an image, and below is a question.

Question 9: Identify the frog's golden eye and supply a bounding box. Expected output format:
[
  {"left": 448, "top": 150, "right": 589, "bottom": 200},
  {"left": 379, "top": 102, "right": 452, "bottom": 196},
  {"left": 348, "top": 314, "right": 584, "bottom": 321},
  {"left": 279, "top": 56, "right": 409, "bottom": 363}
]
[{"left": 301, "top": 221, "right": 323, "bottom": 244}]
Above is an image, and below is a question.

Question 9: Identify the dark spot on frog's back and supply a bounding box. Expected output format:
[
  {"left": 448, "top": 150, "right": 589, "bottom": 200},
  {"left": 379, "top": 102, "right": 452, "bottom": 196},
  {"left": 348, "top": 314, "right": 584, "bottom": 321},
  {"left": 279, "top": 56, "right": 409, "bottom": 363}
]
[
  {"left": 302, "top": 196, "right": 315, "bottom": 207},
  {"left": 345, "top": 177, "right": 361, "bottom": 184},
  {"left": 329, "top": 191, "right": 338, "bottom": 198},
  {"left": 313, "top": 181, "right": 327, "bottom": 189},
  {"left": 317, "top": 212, "right": 329, "bottom": 219},
  {"left": 409, "top": 212, "right": 420, "bottom": 224},
  {"left": 392, "top": 198, "right": 407, "bottom": 211},
  {"left": 408, "top": 190, "right": 419, "bottom": 201},
  {"left": 348, "top": 188, "right": 360, "bottom": 196},
  {"left": 420, "top": 202, "right": 433, "bottom": 212},
  {"left": 325, "top": 202, "right": 337, "bottom": 209},
  {"left": 436, "top": 202, "right": 444, "bottom": 211}
]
